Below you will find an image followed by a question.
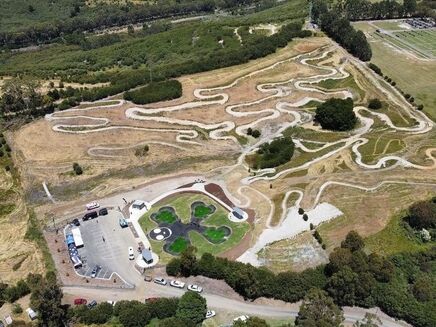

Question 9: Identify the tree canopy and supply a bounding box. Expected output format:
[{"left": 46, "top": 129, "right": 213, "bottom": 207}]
[
  {"left": 295, "top": 288, "right": 344, "bottom": 327},
  {"left": 315, "top": 98, "right": 357, "bottom": 131},
  {"left": 176, "top": 291, "right": 207, "bottom": 325}
]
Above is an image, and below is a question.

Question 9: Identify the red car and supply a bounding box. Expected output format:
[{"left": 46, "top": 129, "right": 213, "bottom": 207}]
[{"left": 74, "top": 298, "right": 87, "bottom": 305}]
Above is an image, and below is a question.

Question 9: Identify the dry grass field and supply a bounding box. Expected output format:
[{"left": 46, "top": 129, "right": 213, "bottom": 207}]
[{"left": 8, "top": 35, "right": 436, "bottom": 275}]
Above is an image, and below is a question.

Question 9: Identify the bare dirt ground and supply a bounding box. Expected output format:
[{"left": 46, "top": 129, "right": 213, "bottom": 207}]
[{"left": 8, "top": 35, "right": 436, "bottom": 278}]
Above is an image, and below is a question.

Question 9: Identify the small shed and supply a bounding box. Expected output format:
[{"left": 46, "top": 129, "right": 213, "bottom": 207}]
[
  {"left": 26, "top": 308, "right": 37, "bottom": 321},
  {"left": 132, "top": 200, "right": 147, "bottom": 210},
  {"left": 142, "top": 249, "right": 154, "bottom": 264}
]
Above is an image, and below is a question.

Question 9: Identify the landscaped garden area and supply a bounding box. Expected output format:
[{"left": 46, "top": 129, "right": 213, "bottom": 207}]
[{"left": 139, "top": 193, "right": 250, "bottom": 260}]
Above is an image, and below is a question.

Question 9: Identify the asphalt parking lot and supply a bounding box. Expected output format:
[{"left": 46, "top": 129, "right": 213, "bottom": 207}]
[{"left": 75, "top": 209, "right": 139, "bottom": 285}]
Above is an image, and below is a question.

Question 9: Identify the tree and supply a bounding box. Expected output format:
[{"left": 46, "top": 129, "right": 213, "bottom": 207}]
[
  {"left": 403, "top": 0, "right": 417, "bottom": 15},
  {"left": 33, "top": 282, "right": 66, "bottom": 327},
  {"left": 295, "top": 288, "right": 344, "bottom": 327},
  {"left": 368, "top": 98, "right": 382, "bottom": 110},
  {"left": 234, "top": 317, "right": 270, "bottom": 326},
  {"left": 326, "top": 247, "right": 352, "bottom": 275},
  {"left": 407, "top": 200, "right": 436, "bottom": 229},
  {"left": 159, "top": 317, "right": 195, "bottom": 327},
  {"left": 247, "top": 127, "right": 253, "bottom": 135},
  {"left": 315, "top": 98, "right": 357, "bottom": 131},
  {"left": 176, "top": 291, "right": 207, "bottom": 325},
  {"left": 118, "top": 301, "right": 150, "bottom": 327},
  {"left": 180, "top": 246, "right": 197, "bottom": 277},
  {"left": 166, "top": 258, "right": 182, "bottom": 276},
  {"left": 341, "top": 231, "right": 365, "bottom": 252},
  {"left": 146, "top": 298, "right": 179, "bottom": 319},
  {"left": 28, "top": 5, "right": 35, "bottom": 13},
  {"left": 0, "top": 78, "right": 43, "bottom": 114},
  {"left": 353, "top": 313, "right": 381, "bottom": 327}
]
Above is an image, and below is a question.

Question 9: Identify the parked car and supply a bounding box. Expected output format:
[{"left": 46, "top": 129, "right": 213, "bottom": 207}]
[
  {"left": 187, "top": 284, "right": 203, "bottom": 293},
  {"left": 119, "top": 218, "right": 128, "bottom": 228},
  {"left": 74, "top": 298, "right": 87, "bottom": 305},
  {"left": 205, "top": 310, "right": 216, "bottom": 319},
  {"left": 128, "top": 247, "right": 135, "bottom": 260},
  {"left": 26, "top": 308, "right": 37, "bottom": 321},
  {"left": 0, "top": 320, "right": 4, "bottom": 327},
  {"left": 106, "top": 301, "right": 117, "bottom": 306},
  {"left": 170, "top": 280, "right": 185, "bottom": 289},
  {"left": 90, "top": 265, "right": 101, "bottom": 278},
  {"left": 87, "top": 300, "right": 97, "bottom": 309},
  {"left": 153, "top": 277, "right": 167, "bottom": 286},
  {"left": 86, "top": 202, "right": 100, "bottom": 210},
  {"left": 83, "top": 211, "right": 98, "bottom": 221},
  {"left": 3, "top": 316, "right": 12, "bottom": 326},
  {"left": 233, "top": 315, "right": 249, "bottom": 322},
  {"left": 72, "top": 218, "right": 80, "bottom": 226},
  {"left": 98, "top": 208, "right": 108, "bottom": 216}
]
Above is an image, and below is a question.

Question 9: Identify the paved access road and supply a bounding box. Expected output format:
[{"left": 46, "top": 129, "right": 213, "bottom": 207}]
[{"left": 63, "top": 282, "right": 411, "bottom": 327}]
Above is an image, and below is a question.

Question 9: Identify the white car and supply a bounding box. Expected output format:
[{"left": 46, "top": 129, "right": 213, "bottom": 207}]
[
  {"left": 233, "top": 315, "right": 249, "bottom": 322},
  {"left": 153, "top": 277, "right": 167, "bottom": 285},
  {"left": 170, "top": 280, "right": 185, "bottom": 289},
  {"left": 86, "top": 202, "right": 100, "bottom": 210},
  {"left": 106, "top": 301, "right": 117, "bottom": 306},
  {"left": 205, "top": 310, "right": 216, "bottom": 319},
  {"left": 187, "top": 284, "right": 203, "bottom": 293},
  {"left": 128, "top": 247, "right": 135, "bottom": 260}
]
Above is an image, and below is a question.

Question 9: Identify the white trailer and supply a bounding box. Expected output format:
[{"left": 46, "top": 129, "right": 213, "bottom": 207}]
[{"left": 71, "top": 227, "right": 84, "bottom": 248}]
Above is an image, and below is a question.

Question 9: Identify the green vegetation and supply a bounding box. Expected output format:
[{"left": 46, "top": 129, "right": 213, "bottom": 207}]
[
  {"left": 317, "top": 75, "right": 365, "bottom": 100},
  {"left": 193, "top": 204, "right": 213, "bottom": 219},
  {"left": 153, "top": 208, "right": 178, "bottom": 224},
  {"left": 168, "top": 228, "right": 436, "bottom": 327},
  {"left": 368, "top": 98, "right": 383, "bottom": 110},
  {"left": 315, "top": 98, "right": 357, "bottom": 131},
  {"left": 124, "top": 80, "right": 182, "bottom": 105},
  {"left": 203, "top": 227, "right": 229, "bottom": 243},
  {"left": 0, "top": 5, "right": 309, "bottom": 112},
  {"left": 248, "top": 136, "right": 295, "bottom": 169},
  {"left": 169, "top": 237, "right": 189, "bottom": 255},
  {"left": 72, "top": 162, "right": 83, "bottom": 175}
]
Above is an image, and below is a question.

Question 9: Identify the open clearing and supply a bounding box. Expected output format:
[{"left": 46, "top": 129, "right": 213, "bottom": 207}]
[{"left": 9, "top": 34, "right": 435, "bottom": 274}]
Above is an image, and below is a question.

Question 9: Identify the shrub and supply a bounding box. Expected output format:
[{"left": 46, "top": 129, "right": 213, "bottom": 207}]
[
  {"left": 124, "top": 80, "right": 182, "bottom": 105},
  {"left": 303, "top": 214, "right": 308, "bottom": 221},
  {"left": 12, "top": 304, "right": 23, "bottom": 314},
  {"left": 298, "top": 208, "right": 305, "bottom": 215},
  {"left": 251, "top": 130, "right": 261, "bottom": 138},
  {"left": 368, "top": 98, "right": 382, "bottom": 110},
  {"left": 72, "top": 163, "right": 83, "bottom": 175},
  {"left": 417, "top": 104, "right": 424, "bottom": 110},
  {"left": 315, "top": 98, "right": 356, "bottom": 131},
  {"left": 252, "top": 136, "right": 295, "bottom": 169},
  {"left": 246, "top": 128, "right": 253, "bottom": 135},
  {"left": 368, "top": 62, "right": 383, "bottom": 76}
]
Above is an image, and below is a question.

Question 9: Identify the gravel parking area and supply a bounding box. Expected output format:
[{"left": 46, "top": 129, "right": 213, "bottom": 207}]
[{"left": 74, "top": 209, "right": 140, "bottom": 285}]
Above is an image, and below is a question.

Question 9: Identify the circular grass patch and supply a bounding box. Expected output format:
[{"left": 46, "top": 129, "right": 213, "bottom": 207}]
[
  {"left": 202, "top": 226, "right": 231, "bottom": 244},
  {"left": 151, "top": 206, "right": 178, "bottom": 224}
]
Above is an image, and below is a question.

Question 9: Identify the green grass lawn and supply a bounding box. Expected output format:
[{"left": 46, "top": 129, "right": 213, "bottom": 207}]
[
  {"left": 169, "top": 237, "right": 189, "bottom": 254},
  {"left": 365, "top": 212, "right": 433, "bottom": 256},
  {"left": 154, "top": 208, "right": 177, "bottom": 224},
  {"left": 139, "top": 193, "right": 250, "bottom": 260},
  {"left": 354, "top": 22, "right": 436, "bottom": 121},
  {"left": 203, "top": 227, "right": 228, "bottom": 243},
  {"left": 193, "top": 204, "right": 213, "bottom": 218},
  {"left": 316, "top": 74, "right": 366, "bottom": 101}
]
